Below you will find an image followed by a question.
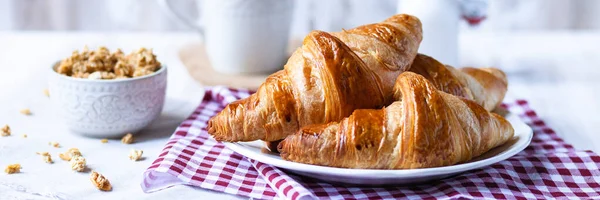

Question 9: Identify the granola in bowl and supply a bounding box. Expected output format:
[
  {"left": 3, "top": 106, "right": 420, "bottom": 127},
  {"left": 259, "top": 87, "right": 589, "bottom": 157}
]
[
  {"left": 48, "top": 46, "right": 167, "bottom": 138},
  {"left": 56, "top": 46, "right": 161, "bottom": 80}
]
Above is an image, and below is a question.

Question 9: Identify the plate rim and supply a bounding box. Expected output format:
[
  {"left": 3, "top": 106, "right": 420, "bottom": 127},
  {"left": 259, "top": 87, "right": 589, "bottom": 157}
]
[{"left": 223, "top": 113, "right": 533, "bottom": 177}]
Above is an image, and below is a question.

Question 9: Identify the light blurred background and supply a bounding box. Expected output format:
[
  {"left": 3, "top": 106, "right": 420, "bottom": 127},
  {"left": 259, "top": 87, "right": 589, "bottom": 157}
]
[{"left": 1, "top": 0, "right": 600, "bottom": 36}]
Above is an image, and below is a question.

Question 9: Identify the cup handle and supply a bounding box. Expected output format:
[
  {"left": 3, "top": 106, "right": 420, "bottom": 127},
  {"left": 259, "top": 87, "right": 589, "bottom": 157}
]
[{"left": 157, "top": 0, "right": 204, "bottom": 36}]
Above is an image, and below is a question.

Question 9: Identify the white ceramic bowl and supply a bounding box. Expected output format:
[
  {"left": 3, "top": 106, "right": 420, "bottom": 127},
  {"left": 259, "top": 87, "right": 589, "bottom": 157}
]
[{"left": 48, "top": 64, "right": 167, "bottom": 138}]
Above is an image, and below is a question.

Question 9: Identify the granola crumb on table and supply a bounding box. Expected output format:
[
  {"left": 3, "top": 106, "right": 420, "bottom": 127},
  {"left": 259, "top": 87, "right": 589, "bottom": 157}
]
[
  {"left": 68, "top": 148, "right": 82, "bottom": 156},
  {"left": 20, "top": 109, "right": 31, "bottom": 115},
  {"left": 4, "top": 164, "right": 21, "bottom": 174},
  {"left": 22, "top": 134, "right": 27, "bottom": 138},
  {"left": 36, "top": 152, "right": 53, "bottom": 164},
  {"left": 121, "top": 133, "right": 133, "bottom": 144},
  {"left": 1, "top": 125, "right": 10, "bottom": 136},
  {"left": 59, "top": 148, "right": 82, "bottom": 161},
  {"left": 128, "top": 149, "right": 143, "bottom": 161},
  {"left": 100, "top": 139, "right": 108, "bottom": 143},
  {"left": 49, "top": 142, "right": 61, "bottom": 148},
  {"left": 43, "top": 88, "right": 50, "bottom": 97},
  {"left": 70, "top": 155, "right": 86, "bottom": 172},
  {"left": 59, "top": 153, "right": 70, "bottom": 161},
  {"left": 90, "top": 171, "right": 112, "bottom": 191}
]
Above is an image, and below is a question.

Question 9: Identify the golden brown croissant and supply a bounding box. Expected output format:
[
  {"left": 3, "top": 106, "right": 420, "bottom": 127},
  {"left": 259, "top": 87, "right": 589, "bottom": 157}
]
[
  {"left": 278, "top": 72, "right": 514, "bottom": 169},
  {"left": 408, "top": 54, "right": 508, "bottom": 111},
  {"left": 208, "top": 14, "right": 423, "bottom": 142},
  {"left": 265, "top": 55, "right": 508, "bottom": 152}
]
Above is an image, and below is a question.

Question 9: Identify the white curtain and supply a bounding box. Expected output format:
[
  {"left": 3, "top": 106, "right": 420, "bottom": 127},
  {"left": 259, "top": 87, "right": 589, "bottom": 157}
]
[{"left": 1, "top": 0, "right": 599, "bottom": 35}]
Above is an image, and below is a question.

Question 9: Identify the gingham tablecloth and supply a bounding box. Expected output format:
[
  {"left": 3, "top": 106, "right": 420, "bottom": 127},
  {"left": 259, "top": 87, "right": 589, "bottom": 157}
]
[{"left": 141, "top": 87, "right": 600, "bottom": 199}]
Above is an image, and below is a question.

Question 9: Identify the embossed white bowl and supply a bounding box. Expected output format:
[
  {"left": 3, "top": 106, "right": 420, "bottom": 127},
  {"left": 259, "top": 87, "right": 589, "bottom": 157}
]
[{"left": 48, "top": 64, "right": 167, "bottom": 138}]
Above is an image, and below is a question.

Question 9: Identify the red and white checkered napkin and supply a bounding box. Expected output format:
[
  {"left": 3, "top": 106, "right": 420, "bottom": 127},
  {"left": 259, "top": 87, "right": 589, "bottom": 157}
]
[{"left": 142, "top": 87, "right": 600, "bottom": 199}]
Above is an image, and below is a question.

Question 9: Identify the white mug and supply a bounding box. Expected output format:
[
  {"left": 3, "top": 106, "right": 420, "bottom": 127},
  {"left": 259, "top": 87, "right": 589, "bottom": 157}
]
[
  {"left": 398, "top": 0, "right": 488, "bottom": 67},
  {"left": 159, "top": 0, "right": 293, "bottom": 74}
]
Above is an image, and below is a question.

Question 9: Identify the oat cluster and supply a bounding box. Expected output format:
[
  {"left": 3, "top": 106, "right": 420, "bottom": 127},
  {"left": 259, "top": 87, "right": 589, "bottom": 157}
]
[
  {"left": 49, "top": 142, "right": 61, "bottom": 148},
  {"left": 70, "top": 156, "right": 87, "bottom": 172},
  {"left": 59, "top": 148, "right": 82, "bottom": 161},
  {"left": 128, "top": 149, "right": 143, "bottom": 161},
  {"left": 4, "top": 164, "right": 21, "bottom": 174},
  {"left": 121, "top": 133, "right": 134, "bottom": 144},
  {"left": 56, "top": 46, "right": 161, "bottom": 79},
  {"left": 36, "top": 152, "right": 54, "bottom": 164},
  {"left": 20, "top": 109, "right": 31, "bottom": 115},
  {"left": 58, "top": 148, "right": 86, "bottom": 172},
  {"left": 1, "top": 125, "right": 11, "bottom": 136},
  {"left": 90, "top": 171, "right": 112, "bottom": 191}
]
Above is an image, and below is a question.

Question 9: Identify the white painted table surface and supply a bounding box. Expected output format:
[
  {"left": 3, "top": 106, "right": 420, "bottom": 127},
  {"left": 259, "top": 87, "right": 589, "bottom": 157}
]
[
  {"left": 0, "top": 31, "right": 599, "bottom": 199},
  {"left": 0, "top": 32, "right": 239, "bottom": 200}
]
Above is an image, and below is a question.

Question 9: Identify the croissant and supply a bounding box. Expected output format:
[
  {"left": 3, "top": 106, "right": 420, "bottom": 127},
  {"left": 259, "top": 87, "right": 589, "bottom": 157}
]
[
  {"left": 408, "top": 54, "right": 507, "bottom": 111},
  {"left": 265, "top": 55, "right": 508, "bottom": 152},
  {"left": 278, "top": 72, "right": 514, "bottom": 169},
  {"left": 208, "top": 14, "right": 423, "bottom": 142}
]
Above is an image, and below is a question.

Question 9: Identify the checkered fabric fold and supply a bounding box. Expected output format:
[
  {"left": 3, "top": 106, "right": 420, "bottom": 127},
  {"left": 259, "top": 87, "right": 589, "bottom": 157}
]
[{"left": 142, "top": 87, "right": 600, "bottom": 199}]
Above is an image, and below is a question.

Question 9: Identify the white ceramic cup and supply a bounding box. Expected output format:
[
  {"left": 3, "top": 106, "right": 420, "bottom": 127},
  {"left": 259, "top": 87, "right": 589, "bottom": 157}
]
[
  {"left": 398, "top": 0, "right": 460, "bottom": 67},
  {"left": 159, "top": 0, "right": 293, "bottom": 74}
]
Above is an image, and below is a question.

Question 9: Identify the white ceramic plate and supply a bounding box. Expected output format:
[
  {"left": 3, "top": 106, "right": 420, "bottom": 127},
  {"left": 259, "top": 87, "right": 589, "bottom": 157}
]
[{"left": 223, "top": 113, "right": 533, "bottom": 185}]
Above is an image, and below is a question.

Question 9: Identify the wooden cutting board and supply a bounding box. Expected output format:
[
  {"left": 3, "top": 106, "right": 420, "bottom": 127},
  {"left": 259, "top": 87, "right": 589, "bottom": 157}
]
[{"left": 178, "top": 40, "right": 301, "bottom": 90}]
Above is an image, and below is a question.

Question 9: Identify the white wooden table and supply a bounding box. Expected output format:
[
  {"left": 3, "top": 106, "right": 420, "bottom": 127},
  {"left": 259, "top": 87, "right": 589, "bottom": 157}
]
[
  {"left": 0, "top": 32, "right": 238, "bottom": 200},
  {"left": 0, "top": 31, "right": 598, "bottom": 199}
]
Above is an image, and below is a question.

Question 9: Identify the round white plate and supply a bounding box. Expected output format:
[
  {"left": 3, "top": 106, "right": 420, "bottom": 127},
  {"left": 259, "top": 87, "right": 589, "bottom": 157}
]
[{"left": 223, "top": 113, "right": 533, "bottom": 185}]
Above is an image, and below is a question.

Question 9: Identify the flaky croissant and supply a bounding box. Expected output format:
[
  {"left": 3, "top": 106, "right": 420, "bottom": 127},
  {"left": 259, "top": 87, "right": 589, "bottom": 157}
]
[
  {"left": 408, "top": 54, "right": 507, "bottom": 111},
  {"left": 265, "top": 55, "right": 508, "bottom": 152},
  {"left": 208, "top": 14, "right": 423, "bottom": 142},
  {"left": 278, "top": 72, "right": 514, "bottom": 169}
]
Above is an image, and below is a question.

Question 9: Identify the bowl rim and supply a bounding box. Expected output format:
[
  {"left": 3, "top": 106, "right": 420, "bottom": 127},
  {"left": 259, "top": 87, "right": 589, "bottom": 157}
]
[{"left": 50, "top": 61, "right": 167, "bottom": 83}]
